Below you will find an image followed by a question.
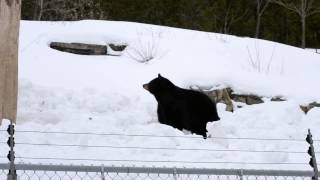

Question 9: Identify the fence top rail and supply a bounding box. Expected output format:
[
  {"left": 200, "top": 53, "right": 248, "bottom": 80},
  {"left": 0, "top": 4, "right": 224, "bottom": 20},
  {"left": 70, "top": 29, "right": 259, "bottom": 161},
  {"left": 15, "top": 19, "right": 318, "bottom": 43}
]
[{"left": 0, "top": 163, "right": 315, "bottom": 177}]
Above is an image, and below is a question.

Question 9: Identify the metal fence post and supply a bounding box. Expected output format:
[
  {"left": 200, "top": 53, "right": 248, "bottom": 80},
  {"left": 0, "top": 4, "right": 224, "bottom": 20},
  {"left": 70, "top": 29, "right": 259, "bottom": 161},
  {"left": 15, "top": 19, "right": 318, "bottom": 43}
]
[
  {"left": 101, "top": 165, "right": 105, "bottom": 180},
  {"left": 239, "top": 169, "right": 244, "bottom": 180},
  {"left": 173, "top": 167, "right": 178, "bottom": 180},
  {"left": 7, "top": 120, "right": 17, "bottom": 180},
  {"left": 306, "top": 129, "right": 318, "bottom": 180}
]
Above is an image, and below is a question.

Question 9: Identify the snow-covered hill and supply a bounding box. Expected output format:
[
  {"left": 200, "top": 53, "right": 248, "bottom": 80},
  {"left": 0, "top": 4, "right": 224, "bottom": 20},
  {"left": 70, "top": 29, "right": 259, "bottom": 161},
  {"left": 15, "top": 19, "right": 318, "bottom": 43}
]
[{"left": 1, "top": 20, "right": 320, "bottom": 170}]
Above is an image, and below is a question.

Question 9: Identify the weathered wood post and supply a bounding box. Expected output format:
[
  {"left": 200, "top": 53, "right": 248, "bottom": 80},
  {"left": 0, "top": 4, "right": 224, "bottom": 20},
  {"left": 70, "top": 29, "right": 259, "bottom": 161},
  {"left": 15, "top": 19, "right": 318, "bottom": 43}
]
[
  {"left": 0, "top": 0, "right": 21, "bottom": 180},
  {"left": 0, "top": 0, "right": 20, "bottom": 124}
]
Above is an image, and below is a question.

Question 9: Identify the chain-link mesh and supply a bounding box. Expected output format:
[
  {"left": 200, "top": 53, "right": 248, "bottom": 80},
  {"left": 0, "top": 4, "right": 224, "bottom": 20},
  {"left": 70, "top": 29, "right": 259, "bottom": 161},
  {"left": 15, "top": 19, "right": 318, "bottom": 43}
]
[
  {"left": 0, "top": 170, "right": 102, "bottom": 180},
  {"left": 104, "top": 172, "right": 176, "bottom": 180},
  {"left": 0, "top": 172, "right": 313, "bottom": 180},
  {"left": 0, "top": 164, "right": 315, "bottom": 180},
  {"left": 0, "top": 169, "right": 8, "bottom": 178},
  {"left": 19, "top": 171, "right": 102, "bottom": 180}
]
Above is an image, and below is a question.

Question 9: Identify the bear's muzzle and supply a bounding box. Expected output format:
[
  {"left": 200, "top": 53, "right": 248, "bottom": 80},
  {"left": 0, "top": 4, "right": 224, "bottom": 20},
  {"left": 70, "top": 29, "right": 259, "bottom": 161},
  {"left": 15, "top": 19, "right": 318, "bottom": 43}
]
[{"left": 143, "top": 84, "right": 149, "bottom": 91}]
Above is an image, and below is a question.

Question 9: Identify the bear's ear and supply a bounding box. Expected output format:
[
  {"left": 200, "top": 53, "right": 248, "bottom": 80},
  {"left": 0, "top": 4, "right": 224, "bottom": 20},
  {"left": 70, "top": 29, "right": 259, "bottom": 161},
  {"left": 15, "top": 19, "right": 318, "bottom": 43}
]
[{"left": 158, "top": 73, "right": 162, "bottom": 78}]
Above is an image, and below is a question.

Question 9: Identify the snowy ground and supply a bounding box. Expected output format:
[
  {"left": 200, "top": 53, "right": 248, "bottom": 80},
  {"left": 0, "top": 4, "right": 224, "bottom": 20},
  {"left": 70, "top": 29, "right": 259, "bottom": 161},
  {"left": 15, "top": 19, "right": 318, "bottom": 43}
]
[
  {"left": 1, "top": 20, "right": 320, "bottom": 170},
  {"left": 307, "top": 48, "right": 320, "bottom": 54}
]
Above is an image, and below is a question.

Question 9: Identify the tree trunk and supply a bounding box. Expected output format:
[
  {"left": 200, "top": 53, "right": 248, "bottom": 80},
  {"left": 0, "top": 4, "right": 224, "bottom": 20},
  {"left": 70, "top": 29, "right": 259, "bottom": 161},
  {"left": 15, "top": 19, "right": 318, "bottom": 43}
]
[
  {"left": 255, "top": 14, "right": 261, "bottom": 38},
  {"left": 255, "top": 0, "right": 261, "bottom": 38},
  {"left": 223, "top": 8, "right": 230, "bottom": 34},
  {"left": 301, "top": 15, "right": 306, "bottom": 48},
  {"left": 33, "top": 0, "right": 38, "bottom": 20},
  {"left": 223, "top": 20, "right": 228, "bottom": 34},
  {"left": 38, "top": 0, "right": 43, "bottom": 21},
  {"left": 0, "top": 0, "right": 21, "bottom": 124},
  {"left": 32, "top": 0, "right": 43, "bottom": 20}
]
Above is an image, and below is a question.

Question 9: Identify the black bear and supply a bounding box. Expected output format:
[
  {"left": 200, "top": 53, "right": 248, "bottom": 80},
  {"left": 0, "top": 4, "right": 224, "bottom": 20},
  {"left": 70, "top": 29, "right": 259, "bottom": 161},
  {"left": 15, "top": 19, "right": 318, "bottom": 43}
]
[{"left": 143, "top": 74, "right": 220, "bottom": 138}]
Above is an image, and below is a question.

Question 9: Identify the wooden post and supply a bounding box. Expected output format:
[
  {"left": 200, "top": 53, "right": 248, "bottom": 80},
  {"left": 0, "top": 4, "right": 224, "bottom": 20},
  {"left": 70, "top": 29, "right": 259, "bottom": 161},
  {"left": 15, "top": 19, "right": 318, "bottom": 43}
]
[
  {"left": 0, "top": 0, "right": 20, "bottom": 179},
  {"left": 0, "top": 0, "right": 21, "bottom": 125}
]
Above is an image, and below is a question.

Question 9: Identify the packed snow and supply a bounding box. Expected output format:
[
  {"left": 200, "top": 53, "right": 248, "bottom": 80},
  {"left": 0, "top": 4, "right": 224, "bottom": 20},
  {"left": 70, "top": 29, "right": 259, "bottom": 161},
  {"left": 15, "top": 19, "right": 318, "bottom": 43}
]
[{"left": 1, "top": 20, "right": 320, "bottom": 170}]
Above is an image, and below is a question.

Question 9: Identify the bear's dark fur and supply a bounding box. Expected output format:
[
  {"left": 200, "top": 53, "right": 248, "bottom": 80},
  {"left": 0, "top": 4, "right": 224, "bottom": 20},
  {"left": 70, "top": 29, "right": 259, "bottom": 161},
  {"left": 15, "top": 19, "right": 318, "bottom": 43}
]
[{"left": 143, "top": 74, "right": 220, "bottom": 138}]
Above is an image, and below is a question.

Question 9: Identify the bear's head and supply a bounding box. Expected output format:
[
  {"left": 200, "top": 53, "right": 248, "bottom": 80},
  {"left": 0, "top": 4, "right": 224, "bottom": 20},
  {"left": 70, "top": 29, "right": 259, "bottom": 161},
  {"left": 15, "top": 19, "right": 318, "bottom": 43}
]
[{"left": 143, "top": 74, "right": 175, "bottom": 95}]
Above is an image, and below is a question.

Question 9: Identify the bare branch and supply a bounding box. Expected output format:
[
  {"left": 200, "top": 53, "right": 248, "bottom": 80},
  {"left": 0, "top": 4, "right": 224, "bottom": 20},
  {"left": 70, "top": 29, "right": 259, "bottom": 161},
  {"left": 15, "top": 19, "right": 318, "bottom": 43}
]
[
  {"left": 307, "top": 8, "right": 320, "bottom": 16},
  {"left": 230, "top": 9, "right": 248, "bottom": 25},
  {"left": 273, "top": 0, "right": 302, "bottom": 15},
  {"left": 272, "top": 0, "right": 320, "bottom": 48},
  {"left": 257, "top": 0, "right": 272, "bottom": 16},
  {"left": 259, "top": 0, "right": 271, "bottom": 16}
]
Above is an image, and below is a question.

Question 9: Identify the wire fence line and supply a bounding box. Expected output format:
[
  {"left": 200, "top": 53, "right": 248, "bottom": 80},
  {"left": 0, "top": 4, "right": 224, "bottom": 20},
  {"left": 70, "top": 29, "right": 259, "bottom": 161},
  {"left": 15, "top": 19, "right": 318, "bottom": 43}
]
[
  {"left": 0, "top": 129, "right": 316, "bottom": 168},
  {"left": 0, "top": 156, "right": 310, "bottom": 166},
  {"left": 0, "top": 141, "right": 310, "bottom": 154},
  {"left": 1, "top": 129, "right": 319, "bottom": 179},
  {"left": 0, "top": 129, "right": 314, "bottom": 142}
]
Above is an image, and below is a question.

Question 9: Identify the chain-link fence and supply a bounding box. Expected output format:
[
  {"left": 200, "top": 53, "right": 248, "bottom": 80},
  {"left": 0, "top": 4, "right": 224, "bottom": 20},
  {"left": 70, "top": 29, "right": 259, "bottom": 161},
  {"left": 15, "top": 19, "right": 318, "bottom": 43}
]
[{"left": 0, "top": 163, "right": 316, "bottom": 180}]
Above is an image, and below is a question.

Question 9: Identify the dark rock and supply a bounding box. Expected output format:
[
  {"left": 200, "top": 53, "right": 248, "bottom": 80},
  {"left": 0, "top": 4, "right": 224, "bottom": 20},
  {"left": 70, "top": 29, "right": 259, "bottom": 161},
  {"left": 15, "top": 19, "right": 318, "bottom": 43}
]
[
  {"left": 225, "top": 87, "right": 233, "bottom": 95},
  {"left": 50, "top": 42, "right": 107, "bottom": 55},
  {"left": 231, "top": 95, "right": 247, "bottom": 104},
  {"left": 310, "top": 102, "right": 320, "bottom": 107},
  {"left": 300, "top": 102, "right": 320, "bottom": 114},
  {"left": 232, "top": 94, "right": 263, "bottom": 105},
  {"left": 271, "top": 97, "right": 286, "bottom": 101},
  {"left": 300, "top": 105, "right": 310, "bottom": 114},
  {"left": 109, "top": 44, "right": 127, "bottom": 51},
  {"left": 207, "top": 88, "right": 234, "bottom": 112},
  {"left": 201, "top": 86, "right": 319, "bottom": 114},
  {"left": 246, "top": 95, "right": 264, "bottom": 105}
]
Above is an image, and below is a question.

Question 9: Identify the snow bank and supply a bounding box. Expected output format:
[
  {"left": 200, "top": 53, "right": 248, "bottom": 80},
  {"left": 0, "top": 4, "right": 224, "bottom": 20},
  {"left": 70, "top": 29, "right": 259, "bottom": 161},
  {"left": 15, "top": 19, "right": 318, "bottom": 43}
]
[{"left": 0, "top": 20, "right": 319, "bottom": 170}]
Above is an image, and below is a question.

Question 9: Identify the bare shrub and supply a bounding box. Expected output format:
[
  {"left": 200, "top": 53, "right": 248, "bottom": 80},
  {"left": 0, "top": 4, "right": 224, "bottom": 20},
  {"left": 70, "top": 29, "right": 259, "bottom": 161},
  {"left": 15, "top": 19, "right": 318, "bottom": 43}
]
[
  {"left": 125, "top": 29, "right": 163, "bottom": 63},
  {"left": 245, "top": 41, "right": 284, "bottom": 75}
]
